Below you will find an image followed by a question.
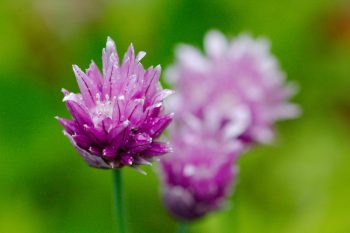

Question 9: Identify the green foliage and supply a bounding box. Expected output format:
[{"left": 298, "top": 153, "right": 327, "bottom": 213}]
[{"left": 1, "top": 0, "right": 350, "bottom": 232}]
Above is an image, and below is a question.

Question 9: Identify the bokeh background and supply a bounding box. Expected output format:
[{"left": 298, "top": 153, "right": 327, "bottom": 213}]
[{"left": 1, "top": 0, "right": 350, "bottom": 232}]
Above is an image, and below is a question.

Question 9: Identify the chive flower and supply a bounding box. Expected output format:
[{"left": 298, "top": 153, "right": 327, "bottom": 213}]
[
  {"left": 160, "top": 30, "right": 299, "bottom": 220},
  {"left": 57, "top": 37, "right": 173, "bottom": 170},
  {"left": 160, "top": 112, "right": 243, "bottom": 220},
  {"left": 166, "top": 30, "right": 300, "bottom": 145}
]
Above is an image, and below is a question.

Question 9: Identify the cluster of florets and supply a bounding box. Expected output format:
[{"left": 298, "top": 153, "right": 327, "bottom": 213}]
[
  {"left": 160, "top": 30, "right": 299, "bottom": 220},
  {"left": 57, "top": 37, "right": 173, "bottom": 170}
]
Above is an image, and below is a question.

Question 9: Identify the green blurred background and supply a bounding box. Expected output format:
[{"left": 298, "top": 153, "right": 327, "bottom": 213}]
[{"left": 1, "top": 0, "right": 350, "bottom": 232}]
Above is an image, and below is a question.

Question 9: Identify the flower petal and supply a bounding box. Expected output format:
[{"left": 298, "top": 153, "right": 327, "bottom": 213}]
[
  {"left": 65, "top": 100, "right": 92, "bottom": 127},
  {"left": 72, "top": 65, "right": 99, "bottom": 108}
]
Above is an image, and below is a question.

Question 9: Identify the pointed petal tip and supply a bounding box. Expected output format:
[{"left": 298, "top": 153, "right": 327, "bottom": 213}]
[
  {"left": 106, "top": 36, "right": 115, "bottom": 44},
  {"left": 164, "top": 89, "right": 176, "bottom": 98},
  {"left": 138, "top": 158, "right": 153, "bottom": 166},
  {"left": 125, "top": 43, "right": 135, "bottom": 59},
  {"left": 72, "top": 64, "right": 84, "bottom": 74},
  {"left": 72, "top": 65, "right": 85, "bottom": 78},
  {"left": 62, "top": 130, "right": 69, "bottom": 136},
  {"left": 136, "top": 51, "right": 146, "bottom": 62},
  {"left": 61, "top": 88, "right": 69, "bottom": 95},
  {"left": 89, "top": 60, "right": 97, "bottom": 67},
  {"left": 106, "top": 37, "right": 117, "bottom": 52},
  {"left": 131, "top": 165, "right": 147, "bottom": 175},
  {"left": 61, "top": 89, "right": 71, "bottom": 102}
]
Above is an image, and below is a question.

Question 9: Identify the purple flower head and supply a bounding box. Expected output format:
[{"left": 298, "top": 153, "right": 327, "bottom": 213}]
[
  {"left": 57, "top": 37, "right": 174, "bottom": 170},
  {"left": 160, "top": 112, "right": 243, "bottom": 220},
  {"left": 159, "top": 30, "right": 300, "bottom": 220},
  {"left": 167, "top": 30, "right": 300, "bottom": 145}
]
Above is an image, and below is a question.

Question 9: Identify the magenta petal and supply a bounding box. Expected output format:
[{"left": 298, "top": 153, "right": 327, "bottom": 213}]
[
  {"left": 76, "top": 145, "right": 110, "bottom": 168},
  {"left": 72, "top": 65, "right": 98, "bottom": 108},
  {"left": 143, "top": 142, "right": 171, "bottom": 157},
  {"left": 101, "top": 118, "right": 113, "bottom": 133},
  {"left": 126, "top": 99, "right": 144, "bottom": 124},
  {"left": 89, "top": 146, "right": 101, "bottom": 155},
  {"left": 149, "top": 113, "right": 174, "bottom": 138},
  {"left": 65, "top": 100, "right": 92, "bottom": 127},
  {"left": 134, "top": 157, "right": 152, "bottom": 166},
  {"left": 146, "top": 103, "right": 162, "bottom": 118},
  {"left": 152, "top": 89, "right": 175, "bottom": 104},
  {"left": 128, "top": 133, "right": 152, "bottom": 153},
  {"left": 72, "top": 134, "right": 92, "bottom": 150},
  {"left": 112, "top": 98, "right": 122, "bottom": 122},
  {"left": 121, "top": 153, "right": 134, "bottom": 166},
  {"left": 86, "top": 61, "right": 103, "bottom": 91},
  {"left": 56, "top": 117, "right": 79, "bottom": 135},
  {"left": 102, "top": 61, "right": 117, "bottom": 98},
  {"left": 83, "top": 125, "right": 106, "bottom": 146},
  {"left": 144, "top": 66, "right": 161, "bottom": 97},
  {"left": 102, "top": 146, "right": 117, "bottom": 160},
  {"left": 102, "top": 37, "right": 118, "bottom": 75},
  {"left": 122, "top": 43, "right": 135, "bottom": 68},
  {"left": 108, "top": 121, "right": 129, "bottom": 143}
]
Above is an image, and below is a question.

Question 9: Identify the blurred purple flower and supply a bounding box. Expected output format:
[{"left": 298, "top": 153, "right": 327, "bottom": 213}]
[
  {"left": 160, "top": 112, "right": 243, "bottom": 220},
  {"left": 57, "top": 37, "right": 173, "bottom": 170},
  {"left": 167, "top": 30, "right": 300, "bottom": 145},
  {"left": 159, "top": 30, "right": 300, "bottom": 220}
]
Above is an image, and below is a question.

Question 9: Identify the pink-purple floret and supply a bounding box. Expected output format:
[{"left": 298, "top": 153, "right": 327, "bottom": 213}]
[
  {"left": 57, "top": 37, "right": 174, "bottom": 169},
  {"left": 161, "top": 123, "right": 242, "bottom": 220}
]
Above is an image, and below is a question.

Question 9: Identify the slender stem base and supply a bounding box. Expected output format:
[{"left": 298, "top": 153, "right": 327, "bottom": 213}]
[
  {"left": 176, "top": 221, "right": 189, "bottom": 233},
  {"left": 113, "top": 169, "right": 126, "bottom": 233}
]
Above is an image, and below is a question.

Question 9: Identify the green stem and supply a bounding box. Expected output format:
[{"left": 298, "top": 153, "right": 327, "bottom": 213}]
[
  {"left": 113, "top": 169, "right": 126, "bottom": 233},
  {"left": 176, "top": 221, "right": 189, "bottom": 233}
]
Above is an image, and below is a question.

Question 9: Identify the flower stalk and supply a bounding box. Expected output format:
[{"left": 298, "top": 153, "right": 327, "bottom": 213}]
[
  {"left": 176, "top": 221, "right": 188, "bottom": 233},
  {"left": 113, "top": 169, "right": 126, "bottom": 233}
]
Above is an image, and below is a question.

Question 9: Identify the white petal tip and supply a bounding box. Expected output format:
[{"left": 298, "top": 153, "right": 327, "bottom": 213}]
[
  {"left": 131, "top": 165, "right": 147, "bottom": 175},
  {"left": 136, "top": 51, "right": 146, "bottom": 62}
]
